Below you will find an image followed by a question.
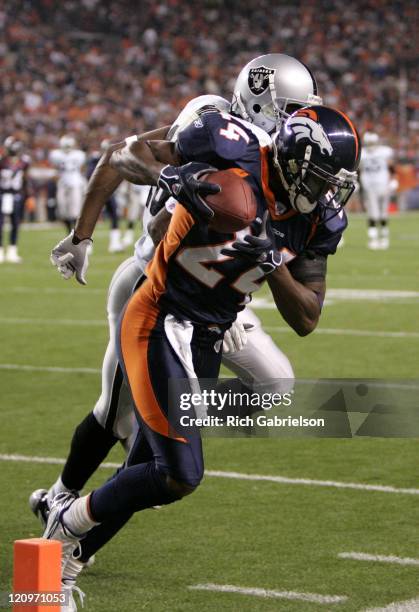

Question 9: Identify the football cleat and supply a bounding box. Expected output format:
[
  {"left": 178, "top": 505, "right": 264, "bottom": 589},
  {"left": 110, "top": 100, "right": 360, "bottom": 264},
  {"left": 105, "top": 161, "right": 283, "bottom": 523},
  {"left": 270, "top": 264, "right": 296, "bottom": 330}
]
[
  {"left": 43, "top": 492, "right": 84, "bottom": 574},
  {"left": 29, "top": 488, "right": 50, "bottom": 528},
  {"left": 6, "top": 245, "right": 22, "bottom": 263},
  {"left": 61, "top": 582, "right": 85, "bottom": 612}
]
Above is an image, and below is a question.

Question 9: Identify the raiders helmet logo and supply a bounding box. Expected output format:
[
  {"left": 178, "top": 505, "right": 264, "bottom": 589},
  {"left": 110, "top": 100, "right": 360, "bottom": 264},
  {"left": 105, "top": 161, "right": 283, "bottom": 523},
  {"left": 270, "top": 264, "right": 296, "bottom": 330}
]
[
  {"left": 288, "top": 116, "right": 334, "bottom": 156},
  {"left": 248, "top": 66, "right": 275, "bottom": 96}
]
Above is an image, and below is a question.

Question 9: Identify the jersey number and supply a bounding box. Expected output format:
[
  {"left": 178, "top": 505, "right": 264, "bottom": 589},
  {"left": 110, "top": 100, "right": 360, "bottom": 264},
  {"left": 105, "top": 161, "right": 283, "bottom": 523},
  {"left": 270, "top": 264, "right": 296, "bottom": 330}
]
[
  {"left": 176, "top": 240, "right": 265, "bottom": 295},
  {"left": 219, "top": 122, "right": 250, "bottom": 144}
]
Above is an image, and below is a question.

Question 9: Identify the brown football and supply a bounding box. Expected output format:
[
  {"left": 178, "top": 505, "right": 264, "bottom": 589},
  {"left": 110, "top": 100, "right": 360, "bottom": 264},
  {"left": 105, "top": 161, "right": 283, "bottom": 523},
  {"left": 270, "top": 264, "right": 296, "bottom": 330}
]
[{"left": 202, "top": 169, "right": 258, "bottom": 233}]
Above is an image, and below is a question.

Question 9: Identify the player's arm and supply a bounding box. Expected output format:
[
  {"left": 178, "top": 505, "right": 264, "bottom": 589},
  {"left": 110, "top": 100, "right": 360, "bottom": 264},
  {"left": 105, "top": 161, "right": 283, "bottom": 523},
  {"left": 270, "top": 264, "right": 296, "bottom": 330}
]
[
  {"left": 50, "top": 126, "right": 170, "bottom": 285},
  {"left": 266, "top": 256, "right": 326, "bottom": 336},
  {"left": 148, "top": 206, "right": 172, "bottom": 245},
  {"left": 75, "top": 125, "right": 170, "bottom": 240},
  {"left": 111, "top": 131, "right": 220, "bottom": 223}
]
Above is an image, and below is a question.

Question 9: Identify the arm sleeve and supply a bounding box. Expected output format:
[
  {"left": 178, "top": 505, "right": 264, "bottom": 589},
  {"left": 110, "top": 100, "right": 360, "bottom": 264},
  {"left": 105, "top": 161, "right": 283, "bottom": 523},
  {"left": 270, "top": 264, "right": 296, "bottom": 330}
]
[{"left": 287, "top": 251, "right": 328, "bottom": 284}]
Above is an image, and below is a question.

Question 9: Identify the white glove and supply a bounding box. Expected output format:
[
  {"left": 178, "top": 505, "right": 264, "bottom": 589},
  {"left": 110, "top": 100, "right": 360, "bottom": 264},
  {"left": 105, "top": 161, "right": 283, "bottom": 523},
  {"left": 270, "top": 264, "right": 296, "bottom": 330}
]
[
  {"left": 222, "top": 320, "right": 248, "bottom": 354},
  {"left": 50, "top": 230, "right": 92, "bottom": 285}
]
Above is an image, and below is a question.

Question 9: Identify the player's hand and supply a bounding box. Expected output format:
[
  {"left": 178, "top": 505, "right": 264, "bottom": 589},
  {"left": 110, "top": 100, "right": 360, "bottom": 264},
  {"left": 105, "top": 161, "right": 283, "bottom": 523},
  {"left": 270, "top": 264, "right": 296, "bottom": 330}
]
[
  {"left": 221, "top": 211, "right": 282, "bottom": 275},
  {"left": 157, "top": 162, "right": 220, "bottom": 222},
  {"left": 223, "top": 319, "right": 248, "bottom": 354},
  {"left": 50, "top": 230, "right": 93, "bottom": 285}
]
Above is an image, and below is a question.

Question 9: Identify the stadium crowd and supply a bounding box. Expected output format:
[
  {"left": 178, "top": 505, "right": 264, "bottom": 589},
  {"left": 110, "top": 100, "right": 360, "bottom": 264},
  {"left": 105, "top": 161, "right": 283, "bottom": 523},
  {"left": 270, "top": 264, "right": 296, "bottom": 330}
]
[{"left": 0, "top": 0, "right": 417, "bottom": 163}]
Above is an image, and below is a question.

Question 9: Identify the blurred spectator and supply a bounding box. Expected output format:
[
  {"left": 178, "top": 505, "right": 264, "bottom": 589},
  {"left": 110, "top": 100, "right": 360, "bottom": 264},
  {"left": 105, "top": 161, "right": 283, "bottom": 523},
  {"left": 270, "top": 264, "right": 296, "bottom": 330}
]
[{"left": 0, "top": 0, "right": 417, "bottom": 170}]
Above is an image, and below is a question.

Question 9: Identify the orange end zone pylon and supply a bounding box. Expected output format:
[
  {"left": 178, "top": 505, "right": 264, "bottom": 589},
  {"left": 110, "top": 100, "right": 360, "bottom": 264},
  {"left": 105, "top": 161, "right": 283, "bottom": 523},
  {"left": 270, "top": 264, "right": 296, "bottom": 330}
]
[{"left": 13, "top": 539, "right": 61, "bottom": 612}]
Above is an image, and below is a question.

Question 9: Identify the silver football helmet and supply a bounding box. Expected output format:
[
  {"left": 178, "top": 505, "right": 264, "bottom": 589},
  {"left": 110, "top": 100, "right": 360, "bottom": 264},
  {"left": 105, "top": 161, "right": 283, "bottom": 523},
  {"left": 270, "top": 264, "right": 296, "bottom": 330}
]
[
  {"left": 231, "top": 53, "right": 323, "bottom": 133},
  {"left": 59, "top": 135, "right": 76, "bottom": 150},
  {"left": 363, "top": 131, "right": 379, "bottom": 146}
]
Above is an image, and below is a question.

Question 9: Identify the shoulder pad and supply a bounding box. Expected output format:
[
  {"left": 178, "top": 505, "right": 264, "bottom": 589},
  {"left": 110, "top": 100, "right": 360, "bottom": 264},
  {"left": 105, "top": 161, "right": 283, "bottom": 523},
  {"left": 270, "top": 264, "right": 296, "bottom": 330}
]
[{"left": 226, "top": 114, "right": 272, "bottom": 149}]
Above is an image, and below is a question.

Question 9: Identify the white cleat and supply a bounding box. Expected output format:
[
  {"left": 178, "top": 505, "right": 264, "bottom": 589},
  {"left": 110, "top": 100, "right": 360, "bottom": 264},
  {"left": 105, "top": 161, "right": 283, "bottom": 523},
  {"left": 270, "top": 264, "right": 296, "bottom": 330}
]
[
  {"left": 43, "top": 492, "right": 83, "bottom": 574},
  {"left": 108, "top": 229, "right": 124, "bottom": 253},
  {"left": 6, "top": 245, "right": 22, "bottom": 263},
  {"left": 61, "top": 582, "right": 85, "bottom": 611},
  {"left": 368, "top": 239, "right": 381, "bottom": 250},
  {"left": 122, "top": 229, "right": 134, "bottom": 247},
  {"left": 0, "top": 247, "right": 4, "bottom": 263}
]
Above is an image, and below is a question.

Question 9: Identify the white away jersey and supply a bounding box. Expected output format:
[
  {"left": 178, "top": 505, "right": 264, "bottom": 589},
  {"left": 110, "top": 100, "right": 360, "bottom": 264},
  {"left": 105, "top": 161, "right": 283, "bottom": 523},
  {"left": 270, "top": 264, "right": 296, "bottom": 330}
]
[
  {"left": 359, "top": 145, "right": 393, "bottom": 189},
  {"left": 49, "top": 149, "right": 86, "bottom": 187}
]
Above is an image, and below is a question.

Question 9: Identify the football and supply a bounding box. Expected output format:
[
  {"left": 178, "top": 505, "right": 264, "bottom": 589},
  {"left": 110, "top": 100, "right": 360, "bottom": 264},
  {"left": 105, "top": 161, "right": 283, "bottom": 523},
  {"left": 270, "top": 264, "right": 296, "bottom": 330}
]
[{"left": 202, "top": 169, "right": 258, "bottom": 233}]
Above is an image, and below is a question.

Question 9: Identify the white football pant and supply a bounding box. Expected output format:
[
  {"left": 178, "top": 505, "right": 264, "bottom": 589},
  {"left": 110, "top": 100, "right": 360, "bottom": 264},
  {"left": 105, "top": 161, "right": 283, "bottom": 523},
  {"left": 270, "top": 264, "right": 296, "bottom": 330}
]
[
  {"left": 93, "top": 256, "right": 294, "bottom": 448},
  {"left": 363, "top": 187, "right": 390, "bottom": 221},
  {"left": 56, "top": 180, "right": 86, "bottom": 220}
]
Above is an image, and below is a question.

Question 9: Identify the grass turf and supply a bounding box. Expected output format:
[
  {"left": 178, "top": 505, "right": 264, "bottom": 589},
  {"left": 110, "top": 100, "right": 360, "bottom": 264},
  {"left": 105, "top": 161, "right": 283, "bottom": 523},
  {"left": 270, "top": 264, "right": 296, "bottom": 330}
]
[{"left": 0, "top": 213, "right": 418, "bottom": 611}]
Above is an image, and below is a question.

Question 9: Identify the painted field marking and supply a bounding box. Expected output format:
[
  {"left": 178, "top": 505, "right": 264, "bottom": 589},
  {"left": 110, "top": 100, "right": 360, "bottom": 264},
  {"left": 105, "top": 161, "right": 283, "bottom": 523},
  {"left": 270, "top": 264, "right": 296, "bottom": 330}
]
[
  {"left": 339, "top": 552, "right": 419, "bottom": 567},
  {"left": 363, "top": 597, "right": 419, "bottom": 611},
  {"left": 0, "top": 317, "right": 106, "bottom": 327},
  {"left": 0, "top": 364, "right": 100, "bottom": 374},
  {"left": 188, "top": 583, "right": 347, "bottom": 605},
  {"left": 1, "top": 454, "right": 418, "bottom": 496},
  {"left": 0, "top": 316, "right": 418, "bottom": 339},
  {"left": 6, "top": 287, "right": 105, "bottom": 295},
  {"left": 1, "top": 363, "right": 418, "bottom": 392},
  {"left": 264, "top": 326, "right": 419, "bottom": 339},
  {"left": 252, "top": 289, "right": 419, "bottom": 311}
]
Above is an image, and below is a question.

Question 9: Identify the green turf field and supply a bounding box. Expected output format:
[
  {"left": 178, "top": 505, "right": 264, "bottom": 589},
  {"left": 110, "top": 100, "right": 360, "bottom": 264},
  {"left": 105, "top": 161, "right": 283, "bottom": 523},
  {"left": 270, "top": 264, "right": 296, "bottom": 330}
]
[{"left": 0, "top": 213, "right": 418, "bottom": 611}]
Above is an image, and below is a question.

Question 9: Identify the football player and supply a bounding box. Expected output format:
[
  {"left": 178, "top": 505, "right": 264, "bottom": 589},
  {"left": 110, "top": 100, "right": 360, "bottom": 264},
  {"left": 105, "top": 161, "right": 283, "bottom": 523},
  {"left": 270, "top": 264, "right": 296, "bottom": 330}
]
[
  {"left": 0, "top": 137, "right": 31, "bottom": 263},
  {"left": 359, "top": 132, "right": 395, "bottom": 250},
  {"left": 49, "top": 136, "right": 87, "bottom": 233},
  {"left": 42, "top": 103, "right": 360, "bottom": 610},
  {"left": 33, "top": 53, "right": 318, "bottom": 523}
]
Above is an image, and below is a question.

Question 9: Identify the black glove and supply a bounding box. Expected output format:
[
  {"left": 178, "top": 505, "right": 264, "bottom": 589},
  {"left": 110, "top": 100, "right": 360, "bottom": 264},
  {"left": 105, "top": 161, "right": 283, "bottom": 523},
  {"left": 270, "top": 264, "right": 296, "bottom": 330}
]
[
  {"left": 221, "top": 211, "right": 282, "bottom": 275},
  {"left": 157, "top": 162, "right": 220, "bottom": 222}
]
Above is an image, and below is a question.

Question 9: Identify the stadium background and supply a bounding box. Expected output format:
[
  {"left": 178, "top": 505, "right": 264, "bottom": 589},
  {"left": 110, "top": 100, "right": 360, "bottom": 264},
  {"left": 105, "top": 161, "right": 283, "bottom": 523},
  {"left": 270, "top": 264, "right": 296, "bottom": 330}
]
[{"left": 0, "top": 1, "right": 418, "bottom": 611}]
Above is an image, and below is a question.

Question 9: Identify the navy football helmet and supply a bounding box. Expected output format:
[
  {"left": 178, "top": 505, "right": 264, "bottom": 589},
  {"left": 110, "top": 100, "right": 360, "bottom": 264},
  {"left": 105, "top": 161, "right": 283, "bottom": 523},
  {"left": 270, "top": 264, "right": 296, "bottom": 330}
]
[
  {"left": 272, "top": 105, "right": 361, "bottom": 217},
  {"left": 4, "top": 136, "right": 23, "bottom": 156}
]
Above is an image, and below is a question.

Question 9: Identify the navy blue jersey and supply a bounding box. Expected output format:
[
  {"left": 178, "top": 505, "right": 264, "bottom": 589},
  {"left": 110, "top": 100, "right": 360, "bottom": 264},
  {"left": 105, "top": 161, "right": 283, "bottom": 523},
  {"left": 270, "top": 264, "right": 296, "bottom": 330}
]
[
  {"left": 145, "top": 111, "right": 346, "bottom": 325},
  {"left": 0, "top": 155, "right": 30, "bottom": 195}
]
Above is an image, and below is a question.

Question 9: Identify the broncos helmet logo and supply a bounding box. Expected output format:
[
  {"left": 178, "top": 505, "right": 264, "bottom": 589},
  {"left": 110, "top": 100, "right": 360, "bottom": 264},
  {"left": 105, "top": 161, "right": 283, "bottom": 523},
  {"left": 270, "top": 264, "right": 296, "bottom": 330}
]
[{"left": 288, "top": 116, "right": 334, "bottom": 156}]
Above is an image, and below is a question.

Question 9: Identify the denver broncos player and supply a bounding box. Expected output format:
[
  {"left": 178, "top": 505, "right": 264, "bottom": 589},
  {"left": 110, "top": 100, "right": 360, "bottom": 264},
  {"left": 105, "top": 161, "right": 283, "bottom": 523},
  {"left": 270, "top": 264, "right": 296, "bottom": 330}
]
[
  {"left": 42, "top": 104, "right": 360, "bottom": 605},
  {"left": 0, "top": 137, "right": 31, "bottom": 263},
  {"left": 34, "top": 55, "right": 318, "bottom": 521}
]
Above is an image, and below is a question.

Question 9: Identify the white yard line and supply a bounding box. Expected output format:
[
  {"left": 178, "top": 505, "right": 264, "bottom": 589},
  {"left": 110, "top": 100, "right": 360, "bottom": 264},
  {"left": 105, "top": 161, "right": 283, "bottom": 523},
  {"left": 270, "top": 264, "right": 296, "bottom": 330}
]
[
  {"left": 0, "top": 364, "right": 100, "bottom": 374},
  {"left": 0, "top": 317, "right": 106, "bottom": 326},
  {"left": 5, "top": 287, "right": 105, "bottom": 294},
  {"left": 188, "top": 583, "right": 347, "bottom": 604},
  {"left": 1, "top": 454, "right": 418, "bottom": 495},
  {"left": 363, "top": 597, "right": 419, "bottom": 611},
  {"left": 0, "top": 316, "right": 417, "bottom": 339},
  {"left": 252, "top": 289, "right": 419, "bottom": 310},
  {"left": 264, "top": 326, "right": 419, "bottom": 339},
  {"left": 339, "top": 552, "right": 419, "bottom": 567},
  {"left": 204, "top": 470, "right": 419, "bottom": 495}
]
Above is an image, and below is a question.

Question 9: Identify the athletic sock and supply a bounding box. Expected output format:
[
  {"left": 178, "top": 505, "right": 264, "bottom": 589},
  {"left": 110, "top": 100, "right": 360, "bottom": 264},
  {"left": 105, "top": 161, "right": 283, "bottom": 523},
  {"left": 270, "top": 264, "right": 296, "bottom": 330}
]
[{"left": 64, "top": 495, "right": 100, "bottom": 535}]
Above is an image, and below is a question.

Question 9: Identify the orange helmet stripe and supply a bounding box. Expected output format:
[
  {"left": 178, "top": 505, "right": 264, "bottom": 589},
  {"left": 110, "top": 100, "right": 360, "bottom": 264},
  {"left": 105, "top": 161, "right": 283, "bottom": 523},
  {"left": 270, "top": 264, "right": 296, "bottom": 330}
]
[{"left": 334, "top": 108, "right": 359, "bottom": 161}]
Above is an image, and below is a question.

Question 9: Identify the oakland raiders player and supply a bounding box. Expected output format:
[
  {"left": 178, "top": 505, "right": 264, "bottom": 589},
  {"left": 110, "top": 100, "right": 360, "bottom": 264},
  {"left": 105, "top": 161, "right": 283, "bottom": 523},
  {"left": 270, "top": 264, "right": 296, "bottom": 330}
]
[
  {"left": 49, "top": 136, "right": 87, "bottom": 233},
  {"left": 359, "top": 132, "right": 395, "bottom": 249}
]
